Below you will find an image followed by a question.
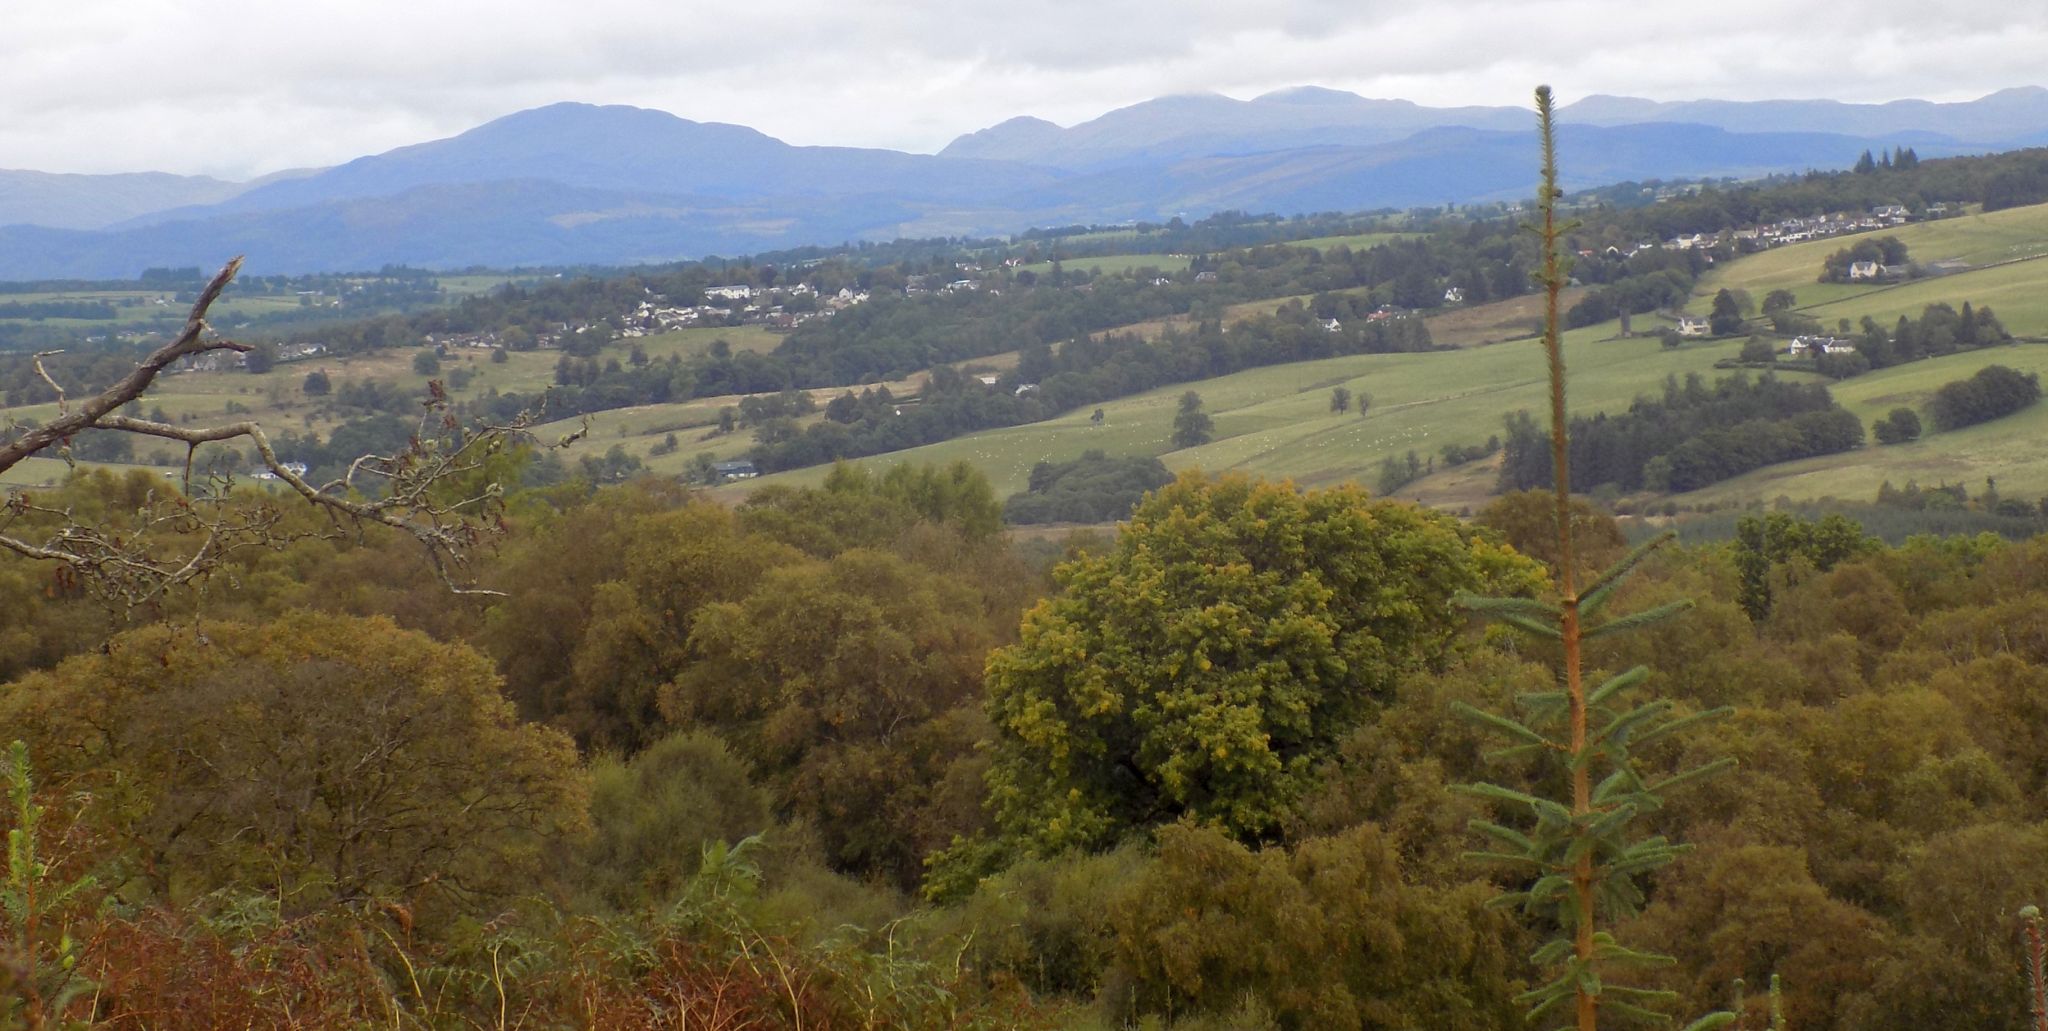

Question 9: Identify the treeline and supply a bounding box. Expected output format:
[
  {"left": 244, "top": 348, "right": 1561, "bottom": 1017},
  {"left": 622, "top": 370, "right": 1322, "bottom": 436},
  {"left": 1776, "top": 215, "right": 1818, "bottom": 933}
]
[
  {"left": 1812, "top": 302, "right": 2015, "bottom": 379},
  {"left": 746, "top": 305, "right": 1435, "bottom": 473},
  {"left": 1604, "top": 144, "right": 2048, "bottom": 237},
  {"left": 1820, "top": 235, "right": 1912, "bottom": 281},
  {"left": 0, "top": 299, "right": 117, "bottom": 320},
  {"left": 1564, "top": 246, "right": 1709, "bottom": 327},
  {"left": 1002, "top": 450, "right": 1174, "bottom": 524},
  {"left": 1927, "top": 363, "right": 2043, "bottom": 430},
  {"left": 1499, "top": 371, "right": 1863, "bottom": 493}
]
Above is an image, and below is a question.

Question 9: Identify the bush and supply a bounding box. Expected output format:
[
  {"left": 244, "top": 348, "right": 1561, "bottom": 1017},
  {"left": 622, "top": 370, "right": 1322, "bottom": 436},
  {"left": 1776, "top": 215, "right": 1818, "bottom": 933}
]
[
  {"left": 1926, "top": 364, "right": 2042, "bottom": 431},
  {"left": 1873, "top": 407, "right": 1922, "bottom": 445}
]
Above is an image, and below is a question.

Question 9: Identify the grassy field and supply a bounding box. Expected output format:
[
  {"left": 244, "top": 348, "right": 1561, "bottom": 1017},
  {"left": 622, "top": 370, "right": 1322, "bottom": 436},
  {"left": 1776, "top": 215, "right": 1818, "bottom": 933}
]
[
  {"left": 1689, "top": 203, "right": 2048, "bottom": 336},
  {"left": 1286, "top": 232, "right": 1418, "bottom": 252},
  {"left": 1017, "top": 254, "right": 1192, "bottom": 276},
  {"left": 725, "top": 320, "right": 1769, "bottom": 500},
  {"left": 1676, "top": 342, "right": 2048, "bottom": 504},
  {"left": 0, "top": 273, "right": 531, "bottom": 333}
]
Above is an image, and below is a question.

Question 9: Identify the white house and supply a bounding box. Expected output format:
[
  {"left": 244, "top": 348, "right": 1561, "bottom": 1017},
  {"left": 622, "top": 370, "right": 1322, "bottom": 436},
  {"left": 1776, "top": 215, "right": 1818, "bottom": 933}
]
[
  {"left": 1443, "top": 286, "right": 1465, "bottom": 304},
  {"left": 704, "top": 285, "right": 753, "bottom": 302},
  {"left": 1848, "top": 260, "right": 1882, "bottom": 280},
  {"left": 1676, "top": 315, "right": 1711, "bottom": 337},
  {"left": 1320, "top": 317, "right": 1343, "bottom": 333}
]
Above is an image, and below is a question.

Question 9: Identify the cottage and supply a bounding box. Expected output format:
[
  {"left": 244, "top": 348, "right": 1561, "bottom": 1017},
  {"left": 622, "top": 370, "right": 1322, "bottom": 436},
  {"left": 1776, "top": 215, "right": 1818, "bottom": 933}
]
[
  {"left": 1443, "top": 286, "right": 1465, "bottom": 304},
  {"left": 1193, "top": 271, "right": 1218, "bottom": 284},
  {"left": 704, "top": 285, "right": 753, "bottom": 302},
  {"left": 1320, "top": 317, "right": 1343, "bottom": 333},
  {"left": 711, "top": 460, "right": 759, "bottom": 482},
  {"left": 1675, "top": 315, "right": 1711, "bottom": 338},
  {"left": 1848, "top": 260, "right": 1882, "bottom": 280}
]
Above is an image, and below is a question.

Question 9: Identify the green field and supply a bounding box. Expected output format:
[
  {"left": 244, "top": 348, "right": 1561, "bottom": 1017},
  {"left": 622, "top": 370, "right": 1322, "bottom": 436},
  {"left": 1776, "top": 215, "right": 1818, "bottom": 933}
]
[
  {"left": 1286, "top": 232, "right": 1419, "bottom": 252},
  {"left": 1679, "top": 342, "right": 2048, "bottom": 503},
  {"left": 1017, "top": 254, "right": 1193, "bottom": 276},
  {"left": 728, "top": 321, "right": 1772, "bottom": 500},
  {"left": 1690, "top": 204, "right": 2048, "bottom": 336}
]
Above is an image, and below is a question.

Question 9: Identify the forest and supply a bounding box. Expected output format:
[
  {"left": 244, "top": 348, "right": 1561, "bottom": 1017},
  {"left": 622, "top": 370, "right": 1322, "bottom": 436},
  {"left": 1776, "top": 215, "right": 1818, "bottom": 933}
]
[{"left": 9, "top": 458, "right": 2048, "bottom": 1029}]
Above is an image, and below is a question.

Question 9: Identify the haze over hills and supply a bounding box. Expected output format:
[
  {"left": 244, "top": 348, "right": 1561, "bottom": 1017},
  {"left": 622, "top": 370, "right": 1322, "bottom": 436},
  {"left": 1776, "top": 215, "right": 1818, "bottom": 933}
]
[
  {"left": 938, "top": 86, "right": 2048, "bottom": 169},
  {"left": 4, "top": 87, "right": 2047, "bottom": 279}
]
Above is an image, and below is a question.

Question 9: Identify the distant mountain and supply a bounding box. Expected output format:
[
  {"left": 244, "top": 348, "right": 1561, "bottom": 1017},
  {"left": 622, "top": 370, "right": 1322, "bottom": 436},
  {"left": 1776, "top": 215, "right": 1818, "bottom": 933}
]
[
  {"left": 0, "top": 170, "right": 253, "bottom": 231},
  {"left": 996, "top": 123, "right": 1978, "bottom": 224},
  {"left": 6, "top": 88, "right": 2048, "bottom": 280},
  {"left": 945, "top": 87, "right": 2048, "bottom": 171},
  {"left": 0, "top": 178, "right": 950, "bottom": 280},
  {"left": 1561, "top": 87, "right": 2048, "bottom": 140},
  {"left": 938, "top": 88, "right": 1531, "bottom": 169},
  {"left": 122, "top": 102, "right": 1059, "bottom": 228}
]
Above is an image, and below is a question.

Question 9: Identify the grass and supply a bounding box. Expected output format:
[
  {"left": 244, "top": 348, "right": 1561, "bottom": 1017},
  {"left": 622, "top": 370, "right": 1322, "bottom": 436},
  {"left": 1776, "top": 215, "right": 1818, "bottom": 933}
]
[
  {"left": 1676, "top": 342, "right": 2048, "bottom": 504},
  {"left": 1689, "top": 203, "right": 2048, "bottom": 336},
  {"left": 725, "top": 321, "right": 1772, "bottom": 500},
  {"left": 1285, "top": 232, "right": 1419, "bottom": 252},
  {"left": 1017, "top": 254, "right": 1192, "bottom": 276}
]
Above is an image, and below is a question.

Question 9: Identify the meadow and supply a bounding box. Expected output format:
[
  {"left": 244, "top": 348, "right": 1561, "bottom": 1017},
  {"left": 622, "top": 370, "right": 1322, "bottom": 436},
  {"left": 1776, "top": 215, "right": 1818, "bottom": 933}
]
[{"left": 1689, "top": 203, "right": 2048, "bottom": 336}]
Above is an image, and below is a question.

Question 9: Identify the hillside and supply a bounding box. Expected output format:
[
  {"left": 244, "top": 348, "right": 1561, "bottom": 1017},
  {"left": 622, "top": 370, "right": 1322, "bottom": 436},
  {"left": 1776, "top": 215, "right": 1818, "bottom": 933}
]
[
  {"left": 1689, "top": 202, "right": 2048, "bottom": 336},
  {"left": 726, "top": 202, "right": 2048, "bottom": 507}
]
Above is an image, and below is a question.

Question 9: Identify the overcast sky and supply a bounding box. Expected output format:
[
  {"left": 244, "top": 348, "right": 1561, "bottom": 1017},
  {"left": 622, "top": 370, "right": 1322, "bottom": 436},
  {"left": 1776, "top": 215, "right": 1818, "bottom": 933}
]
[{"left": 10, "top": 0, "right": 2046, "bottom": 179}]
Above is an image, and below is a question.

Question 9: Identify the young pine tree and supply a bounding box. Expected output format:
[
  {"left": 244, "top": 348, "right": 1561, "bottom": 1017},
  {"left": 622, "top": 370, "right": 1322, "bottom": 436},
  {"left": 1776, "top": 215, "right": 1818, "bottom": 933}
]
[{"left": 1451, "top": 87, "right": 1736, "bottom": 1031}]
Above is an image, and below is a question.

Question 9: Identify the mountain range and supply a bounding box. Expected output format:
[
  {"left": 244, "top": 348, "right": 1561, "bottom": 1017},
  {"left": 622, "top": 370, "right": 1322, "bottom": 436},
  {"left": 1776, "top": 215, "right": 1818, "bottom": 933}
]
[{"left": 5, "top": 87, "right": 2046, "bottom": 279}]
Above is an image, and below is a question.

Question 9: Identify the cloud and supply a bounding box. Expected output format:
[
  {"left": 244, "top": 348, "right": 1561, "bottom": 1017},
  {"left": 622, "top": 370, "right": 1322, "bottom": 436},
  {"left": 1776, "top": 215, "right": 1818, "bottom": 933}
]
[{"left": 6, "top": 0, "right": 2044, "bottom": 178}]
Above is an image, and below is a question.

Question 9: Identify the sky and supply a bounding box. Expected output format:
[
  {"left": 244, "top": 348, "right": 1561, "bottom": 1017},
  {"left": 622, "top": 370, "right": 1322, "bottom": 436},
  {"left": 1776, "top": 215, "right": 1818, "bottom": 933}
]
[{"left": 10, "top": 0, "right": 2048, "bottom": 179}]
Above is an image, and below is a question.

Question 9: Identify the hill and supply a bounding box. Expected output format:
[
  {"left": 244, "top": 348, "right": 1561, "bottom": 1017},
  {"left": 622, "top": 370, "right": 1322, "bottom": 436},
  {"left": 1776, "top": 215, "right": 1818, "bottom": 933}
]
[
  {"left": 942, "top": 86, "right": 2048, "bottom": 171},
  {"left": 10, "top": 93, "right": 2048, "bottom": 278}
]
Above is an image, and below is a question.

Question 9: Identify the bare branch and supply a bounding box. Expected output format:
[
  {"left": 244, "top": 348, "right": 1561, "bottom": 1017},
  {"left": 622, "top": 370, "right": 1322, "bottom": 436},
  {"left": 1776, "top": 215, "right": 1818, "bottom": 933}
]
[
  {"left": 0, "top": 256, "right": 559, "bottom": 604},
  {"left": 0, "top": 257, "right": 247, "bottom": 477}
]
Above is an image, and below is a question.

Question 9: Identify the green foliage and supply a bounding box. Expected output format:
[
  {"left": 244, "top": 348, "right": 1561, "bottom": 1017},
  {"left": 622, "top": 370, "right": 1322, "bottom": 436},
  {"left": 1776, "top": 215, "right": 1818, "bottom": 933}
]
[
  {"left": 969, "top": 471, "right": 1541, "bottom": 861},
  {"left": 578, "top": 731, "right": 775, "bottom": 912},
  {"left": 1454, "top": 88, "right": 1734, "bottom": 1031},
  {"left": 0, "top": 614, "right": 588, "bottom": 922},
  {"left": 1872, "top": 406, "right": 1923, "bottom": 445},
  {"left": 1107, "top": 822, "right": 1522, "bottom": 1029},
  {"left": 1927, "top": 364, "right": 2043, "bottom": 432},
  {"left": 1732, "top": 511, "right": 1876, "bottom": 623},
  {"left": 1005, "top": 450, "right": 1175, "bottom": 525},
  {"left": 1170, "top": 391, "right": 1213, "bottom": 448},
  {"left": 1, "top": 741, "right": 101, "bottom": 1027}
]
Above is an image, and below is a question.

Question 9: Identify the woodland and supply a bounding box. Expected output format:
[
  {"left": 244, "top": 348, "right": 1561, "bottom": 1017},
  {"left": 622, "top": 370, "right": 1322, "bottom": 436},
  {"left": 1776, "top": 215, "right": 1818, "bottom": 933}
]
[{"left": 11, "top": 97, "right": 2048, "bottom": 1031}]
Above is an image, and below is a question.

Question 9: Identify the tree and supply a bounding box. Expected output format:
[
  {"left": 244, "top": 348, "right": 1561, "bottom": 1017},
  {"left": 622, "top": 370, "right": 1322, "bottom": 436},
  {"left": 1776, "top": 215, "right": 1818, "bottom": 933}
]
[
  {"left": 1873, "top": 407, "right": 1922, "bottom": 445},
  {"left": 1330, "top": 386, "right": 1352, "bottom": 414},
  {"left": 1761, "top": 289, "right": 1797, "bottom": 317},
  {"left": 1710, "top": 289, "right": 1745, "bottom": 336},
  {"left": 1453, "top": 88, "right": 1735, "bottom": 1031},
  {"left": 1740, "top": 335, "right": 1777, "bottom": 363},
  {"left": 411, "top": 350, "right": 441, "bottom": 376},
  {"left": 971, "top": 471, "right": 1542, "bottom": 859},
  {"left": 242, "top": 341, "right": 276, "bottom": 374},
  {"left": 301, "top": 368, "right": 331, "bottom": 396},
  {"left": 1170, "top": 390, "right": 1213, "bottom": 448},
  {"left": 0, "top": 613, "right": 587, "bottom": 920}
]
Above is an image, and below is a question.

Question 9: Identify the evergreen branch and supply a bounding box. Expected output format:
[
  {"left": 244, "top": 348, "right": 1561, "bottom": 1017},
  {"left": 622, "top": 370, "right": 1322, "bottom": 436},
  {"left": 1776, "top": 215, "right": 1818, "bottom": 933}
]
[
  {"left": 1647, "top": 756, "right": 1740, "bottom": 795},
  {"left": 1680, "top": 1013, "right": 1740, "bottom": 1031},
  {"left": 1500, "top": 612, "right": 1566, "bottom": 639},
  {"left": 1633, "top": 707, "right": 1738, "bottom": 750},
  {"left": 1471, "top": 820, "right": 1538, "bottom": 852},
  {"left": 1452, "top": 701, "right": 1553, "bottom": 746},
  {"left": 1457, "top": 593, "right": 1564, "bottom": 620},
  {"left": 1579, "top": 532, "right": 1676, "bottom": 617},
  {"left": 1583, "top": 599, "right": 1695, "bottom": 640},
  {"left": 1595, "top": 700, "right": 1675, "bottom": 747},
  {"left": 1586, "top": 666, "right": 1650, "bottom": 709}
]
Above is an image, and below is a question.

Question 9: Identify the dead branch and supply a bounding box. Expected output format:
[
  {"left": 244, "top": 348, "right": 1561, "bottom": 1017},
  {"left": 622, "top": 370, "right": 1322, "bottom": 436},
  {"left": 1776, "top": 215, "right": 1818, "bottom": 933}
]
[{"left": 0, "top": 257, "right": 556, "bottom": 604}]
